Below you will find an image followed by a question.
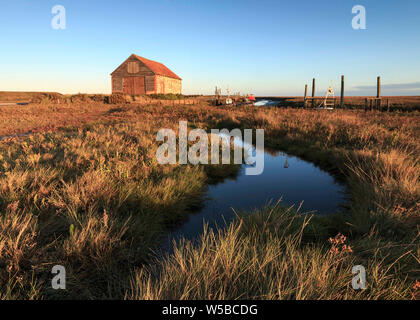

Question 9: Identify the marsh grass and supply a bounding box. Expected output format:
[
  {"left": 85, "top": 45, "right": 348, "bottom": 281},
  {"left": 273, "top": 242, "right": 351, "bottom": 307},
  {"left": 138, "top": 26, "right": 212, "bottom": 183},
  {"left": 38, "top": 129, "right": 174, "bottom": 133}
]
[
  {"left": 0, "top": 102, "right": 418, "bottom": 299},
  {"left": 128, "top": 205, "right": 413, "bottom": 300},
  {"left": 0, "top": 109, "right": 244, "bottom": 299}
]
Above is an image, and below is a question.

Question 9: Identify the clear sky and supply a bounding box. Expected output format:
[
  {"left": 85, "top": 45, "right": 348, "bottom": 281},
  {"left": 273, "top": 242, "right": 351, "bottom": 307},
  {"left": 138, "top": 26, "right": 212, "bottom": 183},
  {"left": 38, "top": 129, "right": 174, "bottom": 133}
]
[{"left": 0, "top": 0, "right": 419, "bottom": 96}]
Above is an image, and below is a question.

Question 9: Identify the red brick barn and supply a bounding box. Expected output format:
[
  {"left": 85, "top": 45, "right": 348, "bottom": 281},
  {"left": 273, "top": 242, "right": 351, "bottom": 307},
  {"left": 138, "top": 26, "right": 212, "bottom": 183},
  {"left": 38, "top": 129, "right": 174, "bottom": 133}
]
[{"left": 111, "top": 54, "right": 182, "bottom": 95}]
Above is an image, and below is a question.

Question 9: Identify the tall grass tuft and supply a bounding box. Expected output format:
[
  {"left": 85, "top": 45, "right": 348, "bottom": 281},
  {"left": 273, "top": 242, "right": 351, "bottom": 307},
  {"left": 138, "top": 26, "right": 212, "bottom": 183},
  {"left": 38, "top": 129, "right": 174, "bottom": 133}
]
[{"left": 128, "top": 205, "right": 412, "bottom": 300}]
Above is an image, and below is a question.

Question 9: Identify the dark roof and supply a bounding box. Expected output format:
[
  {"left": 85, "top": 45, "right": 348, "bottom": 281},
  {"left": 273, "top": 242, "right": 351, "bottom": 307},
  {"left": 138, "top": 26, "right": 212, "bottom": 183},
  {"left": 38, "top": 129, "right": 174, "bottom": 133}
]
[{"left": 132, "top": 54, "right": 182, "bottom": 80}]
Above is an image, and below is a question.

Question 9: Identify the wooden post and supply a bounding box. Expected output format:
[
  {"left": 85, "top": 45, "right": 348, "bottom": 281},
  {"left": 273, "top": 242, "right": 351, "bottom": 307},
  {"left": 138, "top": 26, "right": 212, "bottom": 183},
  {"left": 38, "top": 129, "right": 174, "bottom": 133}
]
[
  {"left": 377, "top": 76, "right": 382, "bottom": 109},
  {"left": 364, "top": 98, "right": 368, "bottom": 112},
  {"left": 387, "top": 99, "right": 390, "bottom": 112},
  {"left": 340, "top": 75, "right": 345, "bottom": 108},
  {"left": 304, "top": 84, "right": 308, "bottom": 108},
  {"left": 312, "top": 78, "right": 316, "bottom": 107}
]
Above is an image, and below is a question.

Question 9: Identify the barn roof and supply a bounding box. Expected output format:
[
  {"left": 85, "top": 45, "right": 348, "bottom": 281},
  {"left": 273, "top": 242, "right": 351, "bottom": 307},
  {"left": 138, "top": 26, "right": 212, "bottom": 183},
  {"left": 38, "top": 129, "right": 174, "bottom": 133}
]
[
  {"left": 111, "top": 54, "right": 181, "bottom": 80},
  {"left": 133, "top": 55, "right": 182, "bottom": 80}
]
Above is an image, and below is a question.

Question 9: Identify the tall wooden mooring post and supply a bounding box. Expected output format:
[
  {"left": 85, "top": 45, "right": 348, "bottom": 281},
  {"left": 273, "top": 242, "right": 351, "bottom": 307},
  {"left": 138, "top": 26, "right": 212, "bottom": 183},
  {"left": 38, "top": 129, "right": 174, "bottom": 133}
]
[
  {"left": 365, "top": 76, "right": 384, "bottom": 111},
  {"left": 311, "top": 78, "right": 316, "bottom": 107}
]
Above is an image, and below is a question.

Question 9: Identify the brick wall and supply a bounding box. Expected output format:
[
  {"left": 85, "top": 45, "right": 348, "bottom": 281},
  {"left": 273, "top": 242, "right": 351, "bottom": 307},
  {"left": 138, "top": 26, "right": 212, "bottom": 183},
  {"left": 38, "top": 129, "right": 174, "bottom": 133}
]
[{"left": 155, "top": 75, "right": 182, "bottom": 94}]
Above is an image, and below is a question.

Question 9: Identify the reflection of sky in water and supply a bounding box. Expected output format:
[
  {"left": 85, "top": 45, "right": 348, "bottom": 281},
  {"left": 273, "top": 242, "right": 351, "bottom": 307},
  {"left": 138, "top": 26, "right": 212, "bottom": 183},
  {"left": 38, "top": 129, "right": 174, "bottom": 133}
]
[
  {"left": 161, "top": 136, "right": 348, "bottom": 251},
  {"left": 254, "top": 100, "right": 279, "bottom": 107}
]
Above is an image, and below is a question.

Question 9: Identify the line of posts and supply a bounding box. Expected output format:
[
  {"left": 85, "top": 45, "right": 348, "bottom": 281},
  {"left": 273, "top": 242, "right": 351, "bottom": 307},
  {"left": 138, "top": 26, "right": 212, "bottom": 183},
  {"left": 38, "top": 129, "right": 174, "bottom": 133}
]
[{"left": 304, "top": 76, "right": 389, "bottom": 111}]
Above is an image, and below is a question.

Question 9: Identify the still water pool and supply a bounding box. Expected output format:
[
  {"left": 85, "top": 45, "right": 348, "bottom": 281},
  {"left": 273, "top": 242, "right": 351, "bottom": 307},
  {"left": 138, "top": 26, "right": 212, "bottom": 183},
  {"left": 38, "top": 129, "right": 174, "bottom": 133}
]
[{"left": 162, "top": 135, "right": 348, "bottom": 249}]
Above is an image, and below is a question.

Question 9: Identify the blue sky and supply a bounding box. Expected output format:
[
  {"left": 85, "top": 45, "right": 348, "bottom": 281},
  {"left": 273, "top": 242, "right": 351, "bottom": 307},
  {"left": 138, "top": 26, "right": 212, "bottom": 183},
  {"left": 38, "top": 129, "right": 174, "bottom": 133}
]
[{"left": 0, "top": 0, "right": 419, "bottom": 95}]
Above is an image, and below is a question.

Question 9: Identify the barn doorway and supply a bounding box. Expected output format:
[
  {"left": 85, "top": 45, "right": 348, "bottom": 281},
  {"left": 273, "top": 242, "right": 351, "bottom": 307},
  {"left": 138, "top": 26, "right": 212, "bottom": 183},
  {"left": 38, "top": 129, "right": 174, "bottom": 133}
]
[{"left": 123, "top": 77, "right": 145, "bottom": 95}]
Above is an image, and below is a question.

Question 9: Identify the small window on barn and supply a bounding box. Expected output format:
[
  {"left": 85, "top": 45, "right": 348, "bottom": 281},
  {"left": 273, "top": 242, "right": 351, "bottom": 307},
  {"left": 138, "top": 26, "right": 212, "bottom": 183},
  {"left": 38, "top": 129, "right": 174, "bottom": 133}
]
[{"left": 127, "top": 61, "right": 139, "bottom": 74}]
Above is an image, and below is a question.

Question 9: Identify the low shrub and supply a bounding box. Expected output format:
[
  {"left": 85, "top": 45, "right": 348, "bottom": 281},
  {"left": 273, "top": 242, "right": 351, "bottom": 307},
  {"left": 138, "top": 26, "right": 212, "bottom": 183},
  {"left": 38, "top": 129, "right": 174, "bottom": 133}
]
[
  {"left": 148, "top": 93, "right": 185, "bottom": 100},
  {"left": 90, "top": 94, "right": 108, "bottom": 103},
  {"left": 70, "top": 94, "right": 91, "bottom": 103},
  {"left": 108, "top": 93, "right": 128, "bottom": 104},
  {"left": 30, "top": 92, "right": 63, "bottom": 104}
]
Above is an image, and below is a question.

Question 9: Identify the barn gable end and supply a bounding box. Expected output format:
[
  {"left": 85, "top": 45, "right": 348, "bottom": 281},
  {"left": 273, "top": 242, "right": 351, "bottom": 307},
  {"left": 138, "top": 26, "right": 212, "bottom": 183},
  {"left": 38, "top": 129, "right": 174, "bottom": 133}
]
[{"left": 111, "top": 54, "right": 182, "bottom": 95}]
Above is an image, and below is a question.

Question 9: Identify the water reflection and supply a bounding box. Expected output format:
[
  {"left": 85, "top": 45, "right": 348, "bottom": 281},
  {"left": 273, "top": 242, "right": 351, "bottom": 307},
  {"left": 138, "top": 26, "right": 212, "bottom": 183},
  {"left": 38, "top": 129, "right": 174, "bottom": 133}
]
[{"left": 162, "top": 136, "right": 348, "bottom": 251}]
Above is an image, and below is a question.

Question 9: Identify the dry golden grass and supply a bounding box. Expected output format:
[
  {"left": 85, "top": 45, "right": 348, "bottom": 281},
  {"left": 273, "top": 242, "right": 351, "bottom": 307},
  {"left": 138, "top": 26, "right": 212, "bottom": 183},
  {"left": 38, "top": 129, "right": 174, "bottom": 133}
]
[
  {"left": 126, "top": 105, "right": 419, "bottom": 300},
  {"left": 0, "top": 91, "right": 46, "bottom": 103},
  {"left": 0, "top": 100, "right": 418, "bottom": 299},
  {"left": 0, "top": 103, "right": 117, "bottom": 136},
  {"left": 129, "top": 205, "right": 413, "bottom": 300}
]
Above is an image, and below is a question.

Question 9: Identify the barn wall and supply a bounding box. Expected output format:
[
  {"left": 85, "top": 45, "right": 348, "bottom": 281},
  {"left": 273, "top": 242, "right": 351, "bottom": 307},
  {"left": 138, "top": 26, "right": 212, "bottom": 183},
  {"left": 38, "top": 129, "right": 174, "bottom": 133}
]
[
  {"left": 123, "top": 77, "right": 146, "bottom": 95},
  {"left": 112, "top": 56, "right": 154, "bottom": 94},
  {"left": 112, "top": 76, "right": 123, "bottom": 93},
  {"left": 155, "top": 75, "right": 182, "bottom": 94},
  {"left": 145, "top": 76, "right": 156, "bottom": 94}
]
